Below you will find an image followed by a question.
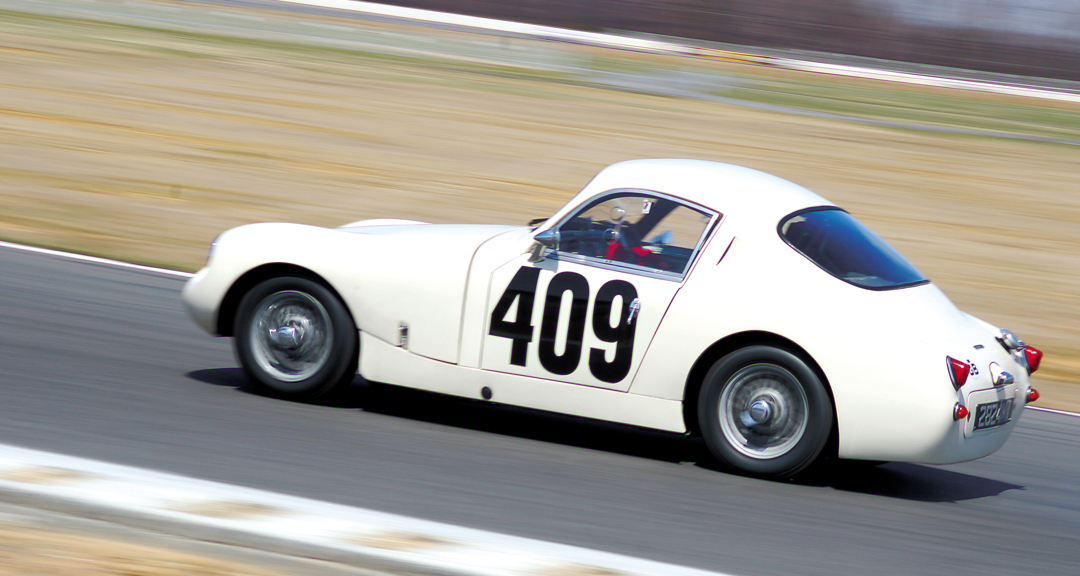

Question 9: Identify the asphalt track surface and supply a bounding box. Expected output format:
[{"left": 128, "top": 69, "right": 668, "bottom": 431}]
[{"left": 1, "top": 245, "right": 1079, "bottom": 576}]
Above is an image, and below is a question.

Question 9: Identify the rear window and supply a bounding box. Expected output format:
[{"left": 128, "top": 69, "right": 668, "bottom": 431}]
[{"left": 779, "top": 208, "right": 928, "bottom": 290}]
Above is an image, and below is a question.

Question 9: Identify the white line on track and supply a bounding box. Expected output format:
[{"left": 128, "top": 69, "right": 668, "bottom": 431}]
[
  {"left": 1026, "top": 406, "right": 1080, "bottom": 418},
  {"left": 270, "top": 0, "right": 1080, "bottom": 104},
  {"left": 0, "top": 240, "right": 193, "bottom": 279}
]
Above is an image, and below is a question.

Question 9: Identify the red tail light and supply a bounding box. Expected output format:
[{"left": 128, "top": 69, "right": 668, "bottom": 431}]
[
  {"left": 1024, "top": 346, "right": 1043, "bottom": 374},
  {"left": 954, "top": 403, "right": 969, "bottom": 421},
  {"left": 947, "top": 357, "right": 971, "bottom": 389},
  {"left": 1026, "top": 387, "right": 1040, "bottom": 403}
]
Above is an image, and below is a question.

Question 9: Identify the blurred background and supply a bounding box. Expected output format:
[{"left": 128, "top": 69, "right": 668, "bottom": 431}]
[
  {"left": 383, "top": 0, "right": 1080, "bottom": 80},
  {"left": 1, "top": 0, "right": 1077, "bottom": 402}
]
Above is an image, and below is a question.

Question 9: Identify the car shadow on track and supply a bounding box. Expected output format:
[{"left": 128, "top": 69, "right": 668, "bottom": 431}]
[
  {"left": 800, "top": 462, "right": 1024, "bottom": 503},
  {"left": 186, "top": 368, "right": 705, "bottom": 464},
  {"left": 187, "top": 368, "right": 1024, "bottom": 502}
]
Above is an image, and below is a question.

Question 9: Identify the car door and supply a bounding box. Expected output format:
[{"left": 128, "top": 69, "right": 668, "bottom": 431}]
[{"left": 480, "top": 190, "right": 721, "bottom": 392}]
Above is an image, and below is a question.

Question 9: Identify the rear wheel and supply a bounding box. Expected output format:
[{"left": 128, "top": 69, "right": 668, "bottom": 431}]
[
  {"left": 234, "top": 276, "right": 358, "bottom": 399},
  {"left": 698, "top": 346, "right": 833, "bottom": 479}
]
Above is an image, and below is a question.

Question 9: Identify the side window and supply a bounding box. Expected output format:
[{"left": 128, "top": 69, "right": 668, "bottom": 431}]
[
  {"left": 645, "top": 204, "right": 713, "bottom": 274},
  {"left": 555, "top": 192, "right": 716, "bottom": 276}
]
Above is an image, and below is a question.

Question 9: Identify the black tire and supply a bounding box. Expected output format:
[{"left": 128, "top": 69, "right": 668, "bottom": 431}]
[
  {"left": 697, "top": 345, "right": 833, "bottom": 479},
  {"left": 234, "top": 276, "right": 358, "bottom": 399}
]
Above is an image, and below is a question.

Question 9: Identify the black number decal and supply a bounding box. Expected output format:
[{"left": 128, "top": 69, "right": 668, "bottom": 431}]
[
  {"left": 538, "top": 272, "right": 589, "bottom": 375},
  {"left": 589, "top": 280, "right": 638, "bottom": 383},
  {"left": 489, "top": 267, "right": 639, "bottom": 382},
  {"left": 488, "top": 266, "right": 541, "bottom": 366}
]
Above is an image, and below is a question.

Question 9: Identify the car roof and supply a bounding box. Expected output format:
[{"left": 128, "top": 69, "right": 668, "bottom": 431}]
[{"left": 546, "top": 159, "right": 834, "bottom": 231}]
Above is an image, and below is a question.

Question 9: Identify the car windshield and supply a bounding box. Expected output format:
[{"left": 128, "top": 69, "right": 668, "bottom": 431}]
[{"left": 779, "top": 208, "right": 928, "bottom": 290}]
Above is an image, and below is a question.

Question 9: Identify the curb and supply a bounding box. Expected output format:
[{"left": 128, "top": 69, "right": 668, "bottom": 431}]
[{"left": 0, "top": 443, "right": 731, "bottom": 576}]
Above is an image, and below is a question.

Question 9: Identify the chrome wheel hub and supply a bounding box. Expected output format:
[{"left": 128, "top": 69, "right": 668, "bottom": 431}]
[
  {"left": 249, "top": 290, "right": 332, "bottom": 382},
  {"left": 745, "top": 399, "right": 773, "bottom": 425},
  {"left": 719, "top": 364, "right": 808, "bottom": 459},
  {"left": 269, "top": 325, "right": 302, "bottom": 349}
]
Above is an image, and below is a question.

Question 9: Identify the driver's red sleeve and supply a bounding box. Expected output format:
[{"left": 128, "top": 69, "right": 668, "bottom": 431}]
[{"left": 605, "top": 242, "right": 621, "bottom": 260}]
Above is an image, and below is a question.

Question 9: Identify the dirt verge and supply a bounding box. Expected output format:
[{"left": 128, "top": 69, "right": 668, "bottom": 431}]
[{"left": 0, "top": 502, "right": 395, "bottom": 576}]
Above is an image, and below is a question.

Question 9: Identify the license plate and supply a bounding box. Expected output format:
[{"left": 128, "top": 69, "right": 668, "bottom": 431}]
[{"left": 974, "top": 398, "right": 1015, "bottom": 430}]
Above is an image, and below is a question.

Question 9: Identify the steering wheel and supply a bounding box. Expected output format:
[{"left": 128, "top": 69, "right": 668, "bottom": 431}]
[{"left": 604, "top": 222, "right": 643, "bottom": 263}]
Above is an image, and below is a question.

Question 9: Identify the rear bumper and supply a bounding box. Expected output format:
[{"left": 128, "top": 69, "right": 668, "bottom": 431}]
[{"left": 906, "top": 383, "right": 1027, "bottom": 465}]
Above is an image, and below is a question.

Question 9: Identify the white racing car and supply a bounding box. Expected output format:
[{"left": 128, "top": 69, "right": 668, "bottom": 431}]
[{"left": 182, "top": 159, "right": 1042, "bottom": 478}]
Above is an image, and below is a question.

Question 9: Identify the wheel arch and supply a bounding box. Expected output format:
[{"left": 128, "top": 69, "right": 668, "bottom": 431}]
[
  {"left": 682, "top": 331, "right": 836, "bottom": 446},
  {"left": 216, "top": 263, "right": 352, "bottom": 337}
]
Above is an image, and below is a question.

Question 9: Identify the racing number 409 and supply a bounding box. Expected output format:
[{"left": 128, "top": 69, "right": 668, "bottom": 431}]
[{"left": 489, "top": 267, "right": 638, "bottom": 383}]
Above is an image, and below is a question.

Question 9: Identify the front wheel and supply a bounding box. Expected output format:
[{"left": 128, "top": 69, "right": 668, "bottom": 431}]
[
  {"left": 698, "top": 346, "right": 833, "bottom": 479},
  {"left": 234, "top": 276, "right": 358, "bottom": 399}
]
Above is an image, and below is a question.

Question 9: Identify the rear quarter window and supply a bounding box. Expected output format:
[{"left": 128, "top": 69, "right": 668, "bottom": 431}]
[{"left": 779, "top": 207, "right": 928, "bottom": 290}]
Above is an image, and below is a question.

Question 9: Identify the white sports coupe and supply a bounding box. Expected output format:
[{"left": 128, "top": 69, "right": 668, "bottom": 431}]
[{"left": 182, "top": 159, "right": 1042, "bottom": 478}]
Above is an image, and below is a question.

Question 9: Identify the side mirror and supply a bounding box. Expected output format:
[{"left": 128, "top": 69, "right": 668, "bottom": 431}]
[
  {"left": 528, "top": 229, "right": 559, "bottom": 262},
  {"left": 534, "top": 229, "right": 559, "bottom": 249}
]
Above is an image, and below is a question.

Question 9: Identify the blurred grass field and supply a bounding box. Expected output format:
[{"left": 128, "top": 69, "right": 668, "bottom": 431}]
[{"left": 1, "top": 0, "right": 1078, "bottom": 409}]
